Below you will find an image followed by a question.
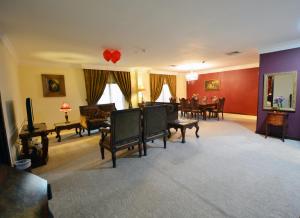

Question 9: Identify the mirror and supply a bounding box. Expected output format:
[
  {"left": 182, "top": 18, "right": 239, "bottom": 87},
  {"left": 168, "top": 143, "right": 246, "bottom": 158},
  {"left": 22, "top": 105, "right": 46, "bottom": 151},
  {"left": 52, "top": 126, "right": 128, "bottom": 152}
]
[{"left": 263, "top": 71, "right": 297, "bottom": 111}]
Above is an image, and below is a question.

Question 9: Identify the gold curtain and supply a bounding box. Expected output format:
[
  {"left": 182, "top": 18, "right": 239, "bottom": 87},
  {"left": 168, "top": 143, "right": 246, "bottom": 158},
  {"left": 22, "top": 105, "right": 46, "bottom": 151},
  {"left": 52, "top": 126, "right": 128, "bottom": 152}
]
[
  {"left": 150, "top": 74, "right": 165, "bottom": 102},
  {"left": 83, "top": 69, "right": 109, "bottom": 105},
  {"left": 111, "top": 71, "right": 132, "bottom": 108},
  {"left": 165, "top": 75, "right": 176, "bottom": 98}
]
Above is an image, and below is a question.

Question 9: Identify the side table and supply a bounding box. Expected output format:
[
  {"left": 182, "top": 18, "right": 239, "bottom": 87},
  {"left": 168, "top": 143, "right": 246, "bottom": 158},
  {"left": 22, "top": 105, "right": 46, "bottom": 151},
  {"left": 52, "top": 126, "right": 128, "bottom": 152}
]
[
  {"left": 54, "top": 121, "right": 82, "bottom": 142},
  {"left": 19, "top": 123, "right": 49, "bottom": 168},
  {"left": 265, "top": 111, "right": 288, "bottom": 142},
  {"left": 168, "top": 119, "right": 199, "bottom": 143}
]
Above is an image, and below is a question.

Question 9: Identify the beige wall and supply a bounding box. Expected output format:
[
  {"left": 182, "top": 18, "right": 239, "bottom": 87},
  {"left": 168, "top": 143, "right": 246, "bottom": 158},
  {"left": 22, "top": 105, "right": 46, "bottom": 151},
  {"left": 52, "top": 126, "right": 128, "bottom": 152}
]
[
  {"left": 18, "top": 64, "right": 87, "bottom": 129},
  {"left": 17, "top": 64, "right": 187, "bottom": 129},
  {"left": 0, "top": 39, "right": 24, "bottom": 163},
  {"left": 135, "top": 70, "right": 187, "bottom": 102}
]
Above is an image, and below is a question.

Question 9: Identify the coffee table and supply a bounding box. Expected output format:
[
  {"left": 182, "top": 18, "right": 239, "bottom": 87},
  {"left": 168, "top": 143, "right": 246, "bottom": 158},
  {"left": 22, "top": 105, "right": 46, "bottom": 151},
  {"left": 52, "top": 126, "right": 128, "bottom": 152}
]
[
  {"left": 54, "top": 121, "right": 82, "bottom": 142},
  {"left": 168, "top": 119, "right": 199, "bottom": 143}
]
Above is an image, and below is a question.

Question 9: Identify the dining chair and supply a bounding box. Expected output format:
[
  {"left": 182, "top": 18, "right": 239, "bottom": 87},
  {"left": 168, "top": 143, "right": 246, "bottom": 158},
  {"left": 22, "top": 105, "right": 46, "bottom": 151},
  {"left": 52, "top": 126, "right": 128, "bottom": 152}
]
[
  {"left": 99, "top": 108, "right": 142, "bottom": 168},
  {"left": 209, "top": 97, "right": 225, "bottom": 120}
]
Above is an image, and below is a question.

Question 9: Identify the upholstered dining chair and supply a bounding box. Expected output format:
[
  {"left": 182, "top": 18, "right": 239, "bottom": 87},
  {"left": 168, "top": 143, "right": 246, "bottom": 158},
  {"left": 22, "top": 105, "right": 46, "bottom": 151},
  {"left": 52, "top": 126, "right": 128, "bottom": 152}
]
[
  {"left": 209, "top": 97, "right": 225, "bottom": 120},
  {"left": 180, "top": 98, "right": 191, "bottom": 117},
  {"left": 142, "top": 105, "right": 168, "bottom": 156},
  {"left": 99, "top": 108, "right": 142, "bottom": 168}
]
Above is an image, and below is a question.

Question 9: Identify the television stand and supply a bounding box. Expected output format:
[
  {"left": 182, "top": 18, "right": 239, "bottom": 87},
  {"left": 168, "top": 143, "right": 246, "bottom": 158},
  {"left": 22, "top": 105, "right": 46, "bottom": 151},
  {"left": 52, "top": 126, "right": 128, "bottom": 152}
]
[{"left": 19, "top": 123, "right": 49, "bottom": 168}]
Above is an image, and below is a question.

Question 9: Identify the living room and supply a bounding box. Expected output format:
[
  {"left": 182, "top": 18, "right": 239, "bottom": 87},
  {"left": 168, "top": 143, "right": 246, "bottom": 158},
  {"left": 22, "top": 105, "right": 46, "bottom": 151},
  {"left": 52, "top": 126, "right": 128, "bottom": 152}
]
[{"left": 1, "top": 1, "right": 300, "bottom": 218}]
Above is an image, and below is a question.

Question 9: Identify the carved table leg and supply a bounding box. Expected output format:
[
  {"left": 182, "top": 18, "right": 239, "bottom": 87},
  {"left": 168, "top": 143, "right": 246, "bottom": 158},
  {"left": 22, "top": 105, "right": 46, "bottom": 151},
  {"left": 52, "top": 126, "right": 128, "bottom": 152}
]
[
  {"left": 168, "top": 128, "right": 172, "bottom": 138},
  {"left": 79, "top": 126, "right": 82, "bottom": 137},
  {"left": 41, "top": 134, "right": 49, "bottom": 164},
  {"left": 181, "top": 127, "right": 186, "bottom": 143},
  {"left": 195, "top": 123, "right": 199, "bottom": 138},
  {"left": 56, "top": 129, "right": 61, "bottom": 142}
]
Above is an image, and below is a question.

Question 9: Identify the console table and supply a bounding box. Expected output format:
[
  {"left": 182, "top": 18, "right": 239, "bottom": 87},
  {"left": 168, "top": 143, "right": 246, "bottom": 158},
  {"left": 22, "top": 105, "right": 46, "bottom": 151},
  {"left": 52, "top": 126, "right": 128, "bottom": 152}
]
[
  {"left": 19, "top": 123, "right": 49, "bottom": 168},
  {"left": 265, "top": 111, "right": 288, "bottom": 142},
  {"left": 0, "top": 165, "right": 51, "bottom": 217},
  {"left": 54, "top": 121, "right": 82, "bottom": 142},
  {"left": 168, "top": 119, "right": 199, "bottom": 143}
]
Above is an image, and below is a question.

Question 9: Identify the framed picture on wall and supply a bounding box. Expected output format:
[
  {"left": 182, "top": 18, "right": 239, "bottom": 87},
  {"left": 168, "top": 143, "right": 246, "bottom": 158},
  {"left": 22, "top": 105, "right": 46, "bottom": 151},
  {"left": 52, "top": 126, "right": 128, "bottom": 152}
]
[
  {"left": 41, "top": 74, "right": 66, "bottom": 97},
  {"left": 205, "top": 80, "right": 220, "bottom": 91}
]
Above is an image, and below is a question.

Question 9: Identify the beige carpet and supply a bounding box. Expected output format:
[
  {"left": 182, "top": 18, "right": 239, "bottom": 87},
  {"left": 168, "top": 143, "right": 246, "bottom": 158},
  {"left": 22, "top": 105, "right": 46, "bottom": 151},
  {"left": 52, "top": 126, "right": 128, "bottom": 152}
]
[{"left": 34, "top": 114, "right": 300, "bottom": 218}]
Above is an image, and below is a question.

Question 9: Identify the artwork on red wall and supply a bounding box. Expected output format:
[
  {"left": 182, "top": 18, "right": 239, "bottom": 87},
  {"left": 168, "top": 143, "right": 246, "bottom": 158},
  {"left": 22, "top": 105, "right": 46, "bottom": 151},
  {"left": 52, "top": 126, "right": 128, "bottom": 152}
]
[{"left": 205, "top": 80, "right": 220, "bottom": 91}]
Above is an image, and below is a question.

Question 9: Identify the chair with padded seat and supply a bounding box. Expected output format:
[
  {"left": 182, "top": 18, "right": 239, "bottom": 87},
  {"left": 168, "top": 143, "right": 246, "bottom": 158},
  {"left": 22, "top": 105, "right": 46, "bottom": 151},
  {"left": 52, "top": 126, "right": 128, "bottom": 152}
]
[
  {"left": 99, "top": 108, "right": 142, "bottom": 168},
  {"left": 142, "top": 105, "right": 168, "bottom": 156}
]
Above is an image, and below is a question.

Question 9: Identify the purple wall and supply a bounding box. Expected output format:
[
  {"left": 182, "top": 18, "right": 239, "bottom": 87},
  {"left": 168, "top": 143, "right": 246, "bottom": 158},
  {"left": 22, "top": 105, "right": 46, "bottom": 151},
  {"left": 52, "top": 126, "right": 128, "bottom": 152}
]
[{"left": 256, "top": 47, "right": 300, "bottom": 139}]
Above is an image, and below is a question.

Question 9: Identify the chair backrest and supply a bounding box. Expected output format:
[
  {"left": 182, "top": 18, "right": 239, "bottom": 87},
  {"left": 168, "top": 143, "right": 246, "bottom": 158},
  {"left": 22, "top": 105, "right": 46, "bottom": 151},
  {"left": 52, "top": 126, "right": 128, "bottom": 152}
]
[
  {"left": 218, "top": 98, "right": 225, "bottom": 111},
  {"left": 190, "top": 98, "right": 199, "bottom": 109},
  {"left": 169, "top": 97, "right": 176, "bottom": 103},
  {"left": 80, "top": 103, "right": 116, "bottom": 116},
  {"left": 211, "top": 96, "right": 219, "bottom": 103},
  {"left": 143, "top": 105, "right": 167, "bottom": 139},
  {"left": 201, "top": 96, "right": 207, "bottom": 104},
  {"left": 110, "top": 108, "right": 141, "bottom": 146}
]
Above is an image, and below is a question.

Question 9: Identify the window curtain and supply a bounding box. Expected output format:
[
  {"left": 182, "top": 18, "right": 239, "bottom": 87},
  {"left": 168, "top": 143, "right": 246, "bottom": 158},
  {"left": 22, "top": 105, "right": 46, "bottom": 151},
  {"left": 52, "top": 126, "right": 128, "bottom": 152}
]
[
  {"left": 111, "top": 71, "right": 132, "bottom": 108},
  {"left": 83, "top": 69, "right": 109, "bottom": 105},
  {"left": 165, "top": 75, "right": 176, "bottom": 98},
  {"left": 150, "top": 74, "right": 165, "bottom": 102}
]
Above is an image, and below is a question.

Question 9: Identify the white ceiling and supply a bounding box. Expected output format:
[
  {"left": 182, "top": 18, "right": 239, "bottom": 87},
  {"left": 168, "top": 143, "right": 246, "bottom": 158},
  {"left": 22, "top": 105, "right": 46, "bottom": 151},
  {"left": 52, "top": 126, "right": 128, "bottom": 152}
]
[{"left": 0, "top": 0, "right": 300, "bottom": 72}]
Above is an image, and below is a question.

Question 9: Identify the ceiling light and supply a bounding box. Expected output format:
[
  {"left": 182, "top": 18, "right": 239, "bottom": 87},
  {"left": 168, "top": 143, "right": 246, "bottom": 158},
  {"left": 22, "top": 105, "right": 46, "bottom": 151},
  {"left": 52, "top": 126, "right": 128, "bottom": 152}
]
[
  {"left": 185, "top": 71, "right": 198, "bottom": 82},
  {"left": 175, "top": 62, "right": 208, "bottom": 71}
]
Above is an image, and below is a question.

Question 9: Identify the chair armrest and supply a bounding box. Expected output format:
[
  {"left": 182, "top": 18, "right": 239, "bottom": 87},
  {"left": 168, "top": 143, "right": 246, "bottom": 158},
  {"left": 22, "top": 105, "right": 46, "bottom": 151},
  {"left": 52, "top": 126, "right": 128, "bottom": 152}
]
[{"left": 80, "top": 115, "right": 88, "bottom": 129}]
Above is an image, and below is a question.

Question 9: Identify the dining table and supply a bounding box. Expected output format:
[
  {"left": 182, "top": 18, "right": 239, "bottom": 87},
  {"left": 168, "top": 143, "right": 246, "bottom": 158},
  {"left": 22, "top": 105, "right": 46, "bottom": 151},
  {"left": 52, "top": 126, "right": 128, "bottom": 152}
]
[{"left": 196, "top": 102, "right": 218, "bottom": 120}]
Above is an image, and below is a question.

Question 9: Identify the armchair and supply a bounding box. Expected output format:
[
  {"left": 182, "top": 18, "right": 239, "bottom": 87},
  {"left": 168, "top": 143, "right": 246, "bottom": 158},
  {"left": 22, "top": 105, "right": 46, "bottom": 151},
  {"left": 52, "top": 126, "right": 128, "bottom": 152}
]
[
  {"left": 79, "top": 103, "right": 116, "bottom": 135},
  {"left": 142, "top": 105, "right": 168, "bottom": 156},
  {"left": 99, "top": 108, "right": 142, "bottom": 168}
]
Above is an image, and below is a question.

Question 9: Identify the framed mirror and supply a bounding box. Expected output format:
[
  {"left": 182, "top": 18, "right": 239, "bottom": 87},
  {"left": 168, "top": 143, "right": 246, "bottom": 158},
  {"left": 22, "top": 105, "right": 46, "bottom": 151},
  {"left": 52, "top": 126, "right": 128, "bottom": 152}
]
[{"left": 263, "top": 71, "right": 297, "bottom": 112}]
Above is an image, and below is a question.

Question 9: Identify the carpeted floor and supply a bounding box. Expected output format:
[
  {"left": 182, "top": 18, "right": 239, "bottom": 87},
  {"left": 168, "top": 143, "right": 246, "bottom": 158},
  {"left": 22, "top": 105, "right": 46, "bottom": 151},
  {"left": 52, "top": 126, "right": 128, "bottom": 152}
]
[{"left": 34, "top": 115, "right": 300, "bottom": 218}]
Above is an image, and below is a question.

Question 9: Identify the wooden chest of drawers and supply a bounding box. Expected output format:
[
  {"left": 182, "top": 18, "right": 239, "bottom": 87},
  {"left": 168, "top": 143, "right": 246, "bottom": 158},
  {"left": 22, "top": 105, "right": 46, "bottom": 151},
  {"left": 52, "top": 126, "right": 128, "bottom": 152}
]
[{"left": 265, "top": 112, "right": 288, "bottom": 141}]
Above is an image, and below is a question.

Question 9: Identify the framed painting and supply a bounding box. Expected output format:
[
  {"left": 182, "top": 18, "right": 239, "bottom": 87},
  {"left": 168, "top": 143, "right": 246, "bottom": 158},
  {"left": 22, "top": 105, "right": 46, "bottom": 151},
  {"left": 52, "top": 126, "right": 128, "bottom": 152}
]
[
  {"left": 41, "top": 74, "right": 66, "bottom": 97},
  {"left": 205, "top": 80, "right": 220, "bottom": 91}
]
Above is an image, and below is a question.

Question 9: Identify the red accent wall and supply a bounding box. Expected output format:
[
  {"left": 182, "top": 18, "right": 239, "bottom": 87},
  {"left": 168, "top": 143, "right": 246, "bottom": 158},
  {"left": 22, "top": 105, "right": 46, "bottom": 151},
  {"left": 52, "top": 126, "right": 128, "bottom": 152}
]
[{"left": 187, "top": 67, "right": 259, "bottom": 115}]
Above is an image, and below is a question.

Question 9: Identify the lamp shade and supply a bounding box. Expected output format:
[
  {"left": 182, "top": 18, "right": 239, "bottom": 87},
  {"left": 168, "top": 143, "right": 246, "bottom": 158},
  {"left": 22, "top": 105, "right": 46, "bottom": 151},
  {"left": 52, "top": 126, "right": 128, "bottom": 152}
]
[{"left": 60, "top": 102, "right": 72, "bottom": 112}]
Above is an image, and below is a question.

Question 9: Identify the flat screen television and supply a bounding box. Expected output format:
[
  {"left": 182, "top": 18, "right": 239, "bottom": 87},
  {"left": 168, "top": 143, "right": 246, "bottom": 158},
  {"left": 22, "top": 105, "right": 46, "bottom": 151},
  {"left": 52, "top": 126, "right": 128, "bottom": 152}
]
[
  {"left": 0, "top": 93, "right": 11, "bottom": 165},
  {"left": 26, "top": 98, "right": 35, "bottom": 132}
]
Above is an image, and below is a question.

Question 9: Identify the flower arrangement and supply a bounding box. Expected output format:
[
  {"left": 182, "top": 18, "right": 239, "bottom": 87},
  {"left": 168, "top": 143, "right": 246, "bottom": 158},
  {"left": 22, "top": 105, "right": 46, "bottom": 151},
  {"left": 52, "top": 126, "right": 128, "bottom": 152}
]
[{"left": 273, "top": 96, "right": 285, "bottom": 108}]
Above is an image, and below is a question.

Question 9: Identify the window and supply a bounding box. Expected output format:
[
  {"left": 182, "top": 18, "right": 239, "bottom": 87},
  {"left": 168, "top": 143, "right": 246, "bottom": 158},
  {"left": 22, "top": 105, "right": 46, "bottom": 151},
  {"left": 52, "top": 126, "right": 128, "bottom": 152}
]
[
  {"left": 156, "top": 84, "right": 172, "bottom": 102},
  {"left": 98, "top": 84, "right": 127, "bottom": 110}
]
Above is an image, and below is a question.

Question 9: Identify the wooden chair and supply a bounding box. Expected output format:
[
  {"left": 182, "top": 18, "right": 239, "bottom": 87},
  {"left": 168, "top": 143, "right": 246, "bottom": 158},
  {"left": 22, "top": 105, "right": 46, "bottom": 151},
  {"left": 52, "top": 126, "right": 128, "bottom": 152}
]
[
  {"left": 99, "top": 108, "right": 142, "bottom": 168},
  {"left": 142, "top": 105, "right": 168, "bottom": 156},
  {"left": 209, "top": 97, "right": 225, "bottom": 120},
  {"left": 191, "top": 98, "right": 201, "bottom": 119},
  {"left": 180, "top": 98, "right": 191, "bottom": 117},
  {"left": 169, "top": 97, "right": 176, "bottom": 103}
]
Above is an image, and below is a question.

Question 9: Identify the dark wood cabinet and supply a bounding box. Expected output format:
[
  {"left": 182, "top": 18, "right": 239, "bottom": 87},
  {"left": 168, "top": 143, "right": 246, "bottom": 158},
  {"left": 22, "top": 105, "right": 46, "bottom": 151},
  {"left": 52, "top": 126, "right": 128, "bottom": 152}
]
[
  {"left": 265, "top": 111, "right": 288, "bottom": 142},
  {"left": 19, "top": 123, "right": 49, "bottom": 168}
]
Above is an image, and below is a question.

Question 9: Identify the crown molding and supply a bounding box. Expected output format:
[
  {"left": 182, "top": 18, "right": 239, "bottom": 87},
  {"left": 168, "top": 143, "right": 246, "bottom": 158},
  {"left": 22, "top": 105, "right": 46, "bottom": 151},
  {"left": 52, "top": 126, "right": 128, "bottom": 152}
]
[
  {"left": 82, "top": 64, "right": 182, "bottom": 75},
  {"left": 259, "top": 39, "right": 300, "bottom": 54},
  {"left": 196, "top": 63, "right": 259, "bottom": 75},
  {"left": 0, "top": 34, "right": 18, "bottom": 61}
]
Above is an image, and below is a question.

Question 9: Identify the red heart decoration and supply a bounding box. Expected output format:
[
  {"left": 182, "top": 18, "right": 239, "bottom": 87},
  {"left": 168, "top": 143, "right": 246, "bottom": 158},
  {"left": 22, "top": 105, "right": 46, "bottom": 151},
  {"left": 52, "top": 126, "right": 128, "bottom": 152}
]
[
  {"left": 103, "top": 49, "right": 112, "bottom": 62},
  {"left": 111, "top": 50, "right": 121, "bottom": 63}
]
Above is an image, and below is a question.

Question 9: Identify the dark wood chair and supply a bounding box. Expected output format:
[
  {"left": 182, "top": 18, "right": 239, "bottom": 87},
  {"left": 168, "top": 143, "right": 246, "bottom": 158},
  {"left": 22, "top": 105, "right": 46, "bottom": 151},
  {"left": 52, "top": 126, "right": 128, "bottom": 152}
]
[
  {"left": 180, "top": 98, "right": 191, "bottom": 117},
  {"left": 191, "top": 99, "right": 204, "bottom": 119},
  {"left": 142, "top": 105, "right": 168, "bottom": 156},
  {"left": 99, "top": 108, "right": 142, "bottom": 168},
  {"left": 169, "top": 97, "right": 177, "bottom": 103},
  {"left": 209, "top": 97, "right": 225, "bottom": 120}
]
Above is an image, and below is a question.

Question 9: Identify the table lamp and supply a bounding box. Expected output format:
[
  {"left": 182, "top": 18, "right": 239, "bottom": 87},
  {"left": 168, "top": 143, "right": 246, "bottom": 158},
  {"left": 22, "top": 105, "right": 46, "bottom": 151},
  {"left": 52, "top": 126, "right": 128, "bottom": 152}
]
[{"left": 60, "top": 102, "right": 72, "bottom": 123}]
